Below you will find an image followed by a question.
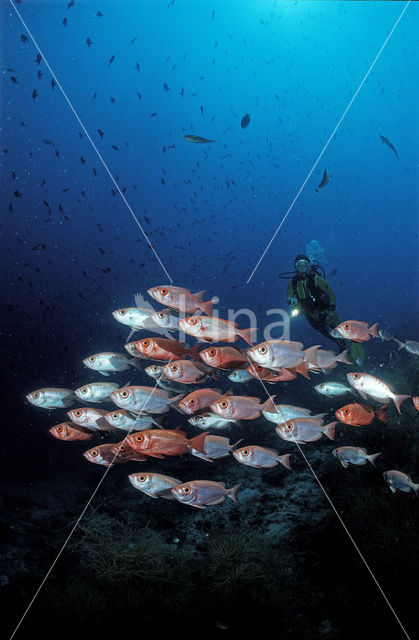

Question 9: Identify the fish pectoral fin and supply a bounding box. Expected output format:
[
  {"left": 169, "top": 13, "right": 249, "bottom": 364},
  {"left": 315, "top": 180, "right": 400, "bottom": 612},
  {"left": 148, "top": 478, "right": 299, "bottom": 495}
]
[
  {"left": 205, "top": 497, "right": 225, "bottom": 505},
  {"left": 340, "top": 461, "right": 349, "bottom": 468},
  {"left": 390, "top": 487, "right": 396, "bottom": 493},
  {"left": 99, "top": 371, "right": 110, "bottom": 376}
]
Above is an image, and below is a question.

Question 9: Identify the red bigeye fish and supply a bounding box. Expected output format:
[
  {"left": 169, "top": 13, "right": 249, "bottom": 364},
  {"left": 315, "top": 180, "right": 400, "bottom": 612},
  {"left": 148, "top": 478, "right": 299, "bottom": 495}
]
[
  {"left": 233, "top": 445, "right": 291, "bottom": 470},
  {"left": 199, "top": 346, "right": 248, "bottom": 370},
  {"left": 49, "top": 422, "right": 94, "bottom": 441},
  {"left": 346, "top": 372, "right": 410, "bottom": 414},
  {"left": 170, "top": 480, "right": 241, "bottom": 508},
  {"left": 110, "top": 441, "right": 148, "bottom": 461},
  {"left": 210, "top": 395, "right": 276, "bottom": 420},
  {"left": 178, "top": 388, "right": 232, "bottom": 415},
  {"left": 246, "top": 363, "right": 297, "bottom": 383},
  {"left": 83, "top": 443, "right": 128, "bottom": 466},
  {"left": 335, "top": 402, "right": 387, "bottom": 426},
  {"left": 178, "top": 316, "right": 256, "bottom": 346},
  {"left": 125, "top": 429, "right": 208, "bottom": 458},
  {"left": 335, "top": 321, "right": 379, "bottom": 342},
  {"left": 134, "top": 337, "right": 201, "bottom": 361},
  {"left": 147, "top": 285, "right": 213, "bottom": 316},
  {"left": 162, "top": 360, "right": 216, "bottom": 384}
]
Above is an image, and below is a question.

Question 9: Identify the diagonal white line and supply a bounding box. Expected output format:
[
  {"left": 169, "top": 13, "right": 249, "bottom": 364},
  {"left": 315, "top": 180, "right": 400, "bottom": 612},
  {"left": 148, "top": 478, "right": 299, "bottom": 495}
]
[
  {"left": 246, "top": 0, "right": 411, "bottom": 284},
  {"left": 246, "top": 356, "right": 411, "bottom": 640},
  {"left": 8, "top": 0, "right": 173, "bottom": 284},
  {"left": 9, "top": 374, "right": 171, "bottom": 639}
]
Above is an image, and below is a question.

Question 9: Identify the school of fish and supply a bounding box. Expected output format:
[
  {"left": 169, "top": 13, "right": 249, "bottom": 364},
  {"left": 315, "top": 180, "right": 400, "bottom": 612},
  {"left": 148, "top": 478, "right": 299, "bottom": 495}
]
[{"left": 26, "top": 288, "right": 419, "bottom": 506}]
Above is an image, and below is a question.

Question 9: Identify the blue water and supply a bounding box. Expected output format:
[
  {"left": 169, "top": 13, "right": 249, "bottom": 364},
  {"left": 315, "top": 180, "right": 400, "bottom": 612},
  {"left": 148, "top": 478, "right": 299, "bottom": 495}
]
[{"left": 1, "top": 1, "right": 418, "bottom": 637}]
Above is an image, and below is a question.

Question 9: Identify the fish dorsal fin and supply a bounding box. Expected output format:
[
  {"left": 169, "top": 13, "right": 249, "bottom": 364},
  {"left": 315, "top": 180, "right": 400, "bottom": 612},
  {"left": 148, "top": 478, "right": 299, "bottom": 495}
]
[
  {"left": 193, "top": 290, "right": 206, "bottom": 301},
  {"left": 222, "top": 388, "right": 234, "bottom": 397}
]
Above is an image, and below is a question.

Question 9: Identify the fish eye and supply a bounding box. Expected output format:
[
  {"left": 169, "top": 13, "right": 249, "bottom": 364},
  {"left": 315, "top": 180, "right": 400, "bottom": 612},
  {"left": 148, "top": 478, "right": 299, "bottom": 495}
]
[
  {"left": 135, "top": 434, "right": 144, "bottom": 443},
  {"left": 220, "top": 400, "right": 228, "bottom": 409},
  {"left": 119, "top": 444, "right": 126, "bottom": 452},
  {"left": 188, "top": 317, "right": 197, "bottom": 325},
  {"left": 120, "top": 391, "right": 129, "bottom": 399},
  {"left": 112, "top": 413, "right": 119, "bottom": 420},
  {"left": 75, "top": 410, "right": 82, "bottom": 417},
  {"left": 81, "top": 387, "right": 88, "bottom": 394},
  {"left": 138, "top": 474, "right": 146, "bottom": 482},
  {"left": 209, "top": 349, "right": 217, "bottom": 356},
  {"left": 158, "top": 312, "right": 165, "bottom": 319},
  {"left": 336, "top": 448, "right": 340, "bottom": 454},
  {"left": 142, "top": 340, "right": 150, "bottom": 347},
  {"left": 258, "top": 346, "right": 267, "bottom": 354},
  {"left": 344, "top": 323, "right": 349, "bottom": 330},
  {"left": 318, "top": 384, "right": 324, "bottom": 389},
  {"left": 344, "top": 408, "right": 350, "bottom": 414},
  {"left": 33, "top": 392, "right": 40, "bottom": 399},
  {"left": 353, "top": 373, "right": 360, "bottom": 380},
  {"left": 152, "top": 366, "right": 159, "bottom": 372},
  {"left": 242, "top": 449, "right": 249, "bottom": 457},
  {"left": 171, "top": 365, "right": 178, "bottom": 372},
  {"left": 57, "top": 426, "right": 63, "bottom": 432},
  {"left": 120, "top": 309, "right": 126, "bottom": 315},
  {"left": 286, "top": 424, "right": 293, "bottom": 432},
  {"left": 91, "top": 450, "right": 98, "bottom": 457},
  {"left": 160, "top": 288, "right": 168, "bottom": 295},
  {"left": 188, "top": 399, "right": 196, "bottom": 406},
  {"left": 182, "top": 486, "right": 191, "bottom": 494},
  {"left": 89, "top": 356, "right": 95, "bottom": 363}
]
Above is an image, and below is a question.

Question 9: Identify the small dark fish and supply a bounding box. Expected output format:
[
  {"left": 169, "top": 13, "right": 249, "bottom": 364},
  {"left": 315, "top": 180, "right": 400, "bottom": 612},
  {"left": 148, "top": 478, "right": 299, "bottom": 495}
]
[
  {"left": 110, "top": 96, "right": 116, "bottom": 103},
  {"left": 37, "top": 70, "right": 43, "bottom": 79},
  {"left": 131, "top": 36, "right": 138, "bottom": 44},
  {"left": 96, "top": 11, "right": 103, "bottom": 17},
  {"left": 80, "top": 156, "right": 86, "bottom": 164},
  {"left": 240, "top": 113, "right": 251, "bottom": 128},
  {"left": 20, "top": 34, "right": 28, "bottom": 43},
  {"left": 55, "top": 149, "right": 60, "bottom": 158},
  {"left": 108, "top": 55, "right": 115, "bottom": 66},
  {"left": 163, "top": 83, "right": 170, "bottom": 92},
  {"left": 180, "top": 88, "right": 184, "bottom": 97},
  {"left": 98, "top": 129, "right": 104, "bottom": 138},
  {"left": 86, "top": 38, "right": 93, "bottom": 47},
  {"left": 11, "top": 76, "right": 18, "bottom": 84},
  {"left": 51, "top": 79, "right": 56, "bottom": 89},
  {"left": 35, "top": 53, "right": 42, "bottom": 65},
  {"left": 184, "top": 134, "right": 214, "bottom": 144},
  {"left": 200, "top": 104, "right": 204, "bottom": 117},
  {"left": 150, "top": 112, "right": 157, "bottom": 117},
  {"left": 43, "top": 139, "right": 54, "bottom": 146},
  {"left": 31, "top": 243, "right": 46, "bottom": 251},
  {"left": 378, "top": 328, "right": 396, "bottom": 342},
  {"left": 14, "top": 190, "right": 22, "bottom": 198},
  {"left": 102, "top": 267, "right": 111, "bottom": 274},
  {"left": 62, "top": 187, "right": 71, "bottom": 192},
  {"left": 211, "top": 9, "right": 215, "bottom": 21},
  {"left": 379, "top": 134, "right": 399, "bottom": 159},
  {"left": 62, "top": 17, "right": 68, "bottom": 26},
  {"left": 315, "top": 168, "right": 329, "bottom": 192},
  {"left": 135, "top": 62, "right": 140, "bottom": 72},
  {"left": 20, "top": 121, "right": 26, "bottom": 127},
  {"left": 67, "top": 0, "right": 75, "bottom": 8},
  {"left": 32, "top": 89, "right": 38, "bottom": 100},
  {"left": 111, "top": 145, "right": 119, "bottom": 151},
  {"left": 136, "top": 92, "right": 142, "bottom": 100}
]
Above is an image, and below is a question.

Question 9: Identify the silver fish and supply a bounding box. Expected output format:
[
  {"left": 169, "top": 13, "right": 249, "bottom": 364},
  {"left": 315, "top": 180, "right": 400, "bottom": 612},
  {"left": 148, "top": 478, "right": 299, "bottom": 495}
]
[
  {"left": 262, "top": 403, "right": 327, "bottom": 424},
  {"left": 396, "top": 339, "right": 419, "bottom": 356},
  {"left": 228, "top": 369, "right": 253, "bottom": 383},
  {"left": 171, "top": 480, "right": 241, "bottom": 508},
  {"left": 110, "top": 386, "right": 184, "bottom": 414},
  {"left": 74, "top": 381, "right": 122, "bottom": 403},
  {"left": 112, "top": 307, "right": 157, "bottom": 330},
  {"left": 315, "top": 382, "right": 356, "bottom": 397},
  {"left": 332, "top": 447, "right": 381, "bottom": 468},
  {"left": 129, "top": 472, "right": 182, "bottom": 500},
  {"left": 83, "top": 352, "right": 140, "bottom": 375},
  {"left": 190, "top": 435, "right": 238, "bottom": 462},
  {"left": 276, "top": 418, "right": 337, "bottom": 443},
  {"left": 67, "top": 407, "right": 113, "bottom": 430},
  {"left": 383, "top": 470, "right": 418, "bottom": 495},
  {"left": 315, "top": 168, "right": 330, "bottom": 192},
  {"left": 26, "top": 387, "right": 76, "bottom": 409},
  {"left": 150, "top": 308, "right": 180, "bottom": 332},
  {"left": 103, "top": 409, "right": 162, "bottom": 431},
  {"left": 188, "top": 412, "right": 235, "bottom": 430},
  {"left": 184, "top": 134, "right": 214, "bottom": 144},
  {"left": 233, "top": 445, "right": 291, "bottom": 470}
]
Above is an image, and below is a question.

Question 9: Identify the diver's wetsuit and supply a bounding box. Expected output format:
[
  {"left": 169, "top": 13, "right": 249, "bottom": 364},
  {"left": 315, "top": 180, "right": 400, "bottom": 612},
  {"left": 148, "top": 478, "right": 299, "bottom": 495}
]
[{"left": 287, "top": 273, "right": 347, "bottom": 351}]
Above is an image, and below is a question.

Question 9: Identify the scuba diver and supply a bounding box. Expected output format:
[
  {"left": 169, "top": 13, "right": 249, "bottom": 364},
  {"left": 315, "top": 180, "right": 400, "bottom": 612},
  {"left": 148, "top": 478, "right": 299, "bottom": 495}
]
[{"left": 280, "top": 254, "right": 365, "bottom": 365}]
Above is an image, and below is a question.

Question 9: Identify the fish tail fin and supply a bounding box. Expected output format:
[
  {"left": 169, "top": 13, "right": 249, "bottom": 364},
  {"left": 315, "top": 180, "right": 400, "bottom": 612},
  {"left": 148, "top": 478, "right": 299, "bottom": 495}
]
[
  {"left": 394, "top": 394, "right": 411, "bottom": 414},
  {"left": 295, "top": 360, "right": 310, "bottom": 379},
  {"left": 413, "top": 484, "right": 419, "bottom": 497},
  {"left": 228, "top": 483, "right": 242, "bottom": 504},
  {"left": 368, "top": 323, "right": 380, "bottom": 339},
  {"left": 151, "top": 415, "right": 165, "bottom": 428},
  {"left": 303, "top": 345, "right": 320, "bottom": 367},
  {"left": 187, "top": 432, "right": 208, "bottom": 454},
  {"left": 336, "top": 349, "right": 352, "bottom": 365},
  {"left": 239, "top": 327, "right": 257, "bottom": 346},
  {"left": 278, "top": 454, "right": 292, "bottom": 470},
  {"left": 199, "top": 298, "right": 213, "bottom": 317},
  {"left": 367, "top": 452, "right": 382, "bottom": 467},
  {"left": 312, "top": 413, "right": 328, "bottom": 420},
  {"left": 187, "top": 344, "right": 202, "bottom": 361},
  {"left": 323, "top": 421, "right": 337, "bottom": 440},
  {"left": 374, "top": 404, "right": 388, "bottom": 423},
  {"left": 260, "top": 395, "right": 277, "bottom": 413}
]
